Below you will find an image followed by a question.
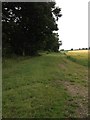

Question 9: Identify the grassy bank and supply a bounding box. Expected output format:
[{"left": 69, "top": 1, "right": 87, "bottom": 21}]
[{"left": 2, "top": 52, "right": 88, "bottom": 118}]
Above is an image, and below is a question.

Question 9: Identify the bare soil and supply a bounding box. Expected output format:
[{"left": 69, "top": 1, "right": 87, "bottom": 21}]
[{"left": 63, "top": 81, "right": 88, "bottom": 118}]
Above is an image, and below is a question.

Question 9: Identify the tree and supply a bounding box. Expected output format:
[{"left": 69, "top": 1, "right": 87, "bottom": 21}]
[{"left": 2, "top": 2, "right": 62, "bottom": 56}]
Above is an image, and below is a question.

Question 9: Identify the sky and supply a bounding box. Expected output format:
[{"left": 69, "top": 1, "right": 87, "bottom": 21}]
[{"left": 55, "top": 0, "right": 88, "bottom": 50}]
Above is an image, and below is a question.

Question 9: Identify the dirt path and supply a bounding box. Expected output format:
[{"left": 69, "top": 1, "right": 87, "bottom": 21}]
[
  {"left": 63, "top": 81, "right": 88, "bottom": 118},
  {"left": 58, "top": 61, "right": 88, "bottom": 118}
]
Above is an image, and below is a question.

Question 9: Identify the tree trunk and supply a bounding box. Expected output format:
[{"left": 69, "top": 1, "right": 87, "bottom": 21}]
[{"left": 22, "top": 49, "right": 25, "bottom": 56}]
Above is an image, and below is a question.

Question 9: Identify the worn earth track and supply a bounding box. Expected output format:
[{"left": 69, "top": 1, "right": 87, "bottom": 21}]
[
  {"left": 58, "top": 61, "right": 88, "bottom": 118},
  {"left": 63, "top": 81, "right": 88, "bottom": 118}
]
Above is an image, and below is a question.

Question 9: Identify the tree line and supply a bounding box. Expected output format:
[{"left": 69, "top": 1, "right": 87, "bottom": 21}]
[
  {"left": 60, "top": 47, "right": 90, "bottom": 51},
  {"left": 2, "top": 2, "right": 62, "bottom": 57}
]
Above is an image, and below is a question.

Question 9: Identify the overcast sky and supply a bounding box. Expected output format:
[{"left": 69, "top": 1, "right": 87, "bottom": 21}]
[{"left": 55, "top": 0, "right": 88, "bottom": 50}]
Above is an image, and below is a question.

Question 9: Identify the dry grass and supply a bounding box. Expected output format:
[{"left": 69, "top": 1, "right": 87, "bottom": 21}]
[{"left": 66, "top": 50, "right": 89, "bottom": 67}]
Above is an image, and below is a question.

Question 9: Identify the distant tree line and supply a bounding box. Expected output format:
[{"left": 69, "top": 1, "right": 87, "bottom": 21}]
[
  {"left": 2, "top": 2, "right": 62, "bottom": 57},
  {"left": 60, "top": 47, "right": 90, "bottom": 51},
  {"left": 70, "top": 48, "right": 90, "bottom": 51}
]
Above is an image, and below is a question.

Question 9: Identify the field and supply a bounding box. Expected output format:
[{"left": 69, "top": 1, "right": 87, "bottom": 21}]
[
  {"left": 66, "top": 50, "right": 89, "bottom": 67},
  {"left": 2, "top": 50, "right": 89, "bottom": 118}
]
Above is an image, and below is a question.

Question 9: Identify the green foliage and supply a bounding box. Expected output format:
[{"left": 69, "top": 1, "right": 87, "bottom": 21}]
[{"left": 2, "top": 2, "right": 62, "bottom": 56}]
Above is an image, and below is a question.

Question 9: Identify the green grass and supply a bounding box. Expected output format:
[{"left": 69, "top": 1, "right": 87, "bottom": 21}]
[{"left": 2, "top": 52, "right": 88, "bottom": 118}]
